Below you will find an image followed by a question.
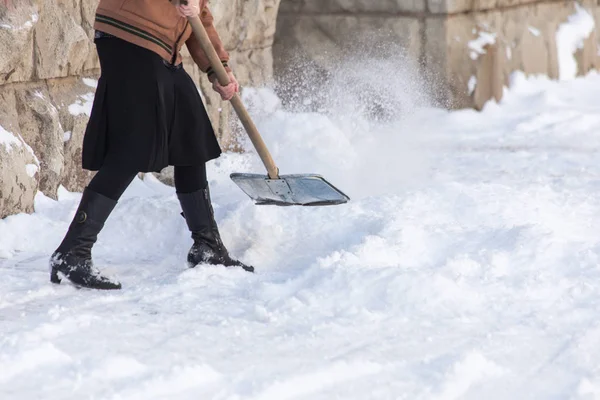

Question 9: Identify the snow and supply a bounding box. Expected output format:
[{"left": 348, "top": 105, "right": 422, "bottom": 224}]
[
  {"left": 578, "top": 378, "right": 600, "bottom": 397},
  {"left": 556, "top": 4, "right": 595, "bottom": 80},
  {"left": 63, "top": 131, "right": 72, "bottom": 142},
  {"left": 22, "top": 138, "right": 39, "bottom": 165},
  {"left": 0, "top": 125, "right": 40, "bottom": 166},
  {"left": 68, "top": 92, "right": 95, "bottom": 116},
  {"left": 468, "top": 76, "right": 477, "bottom": 95},
  {"left": 4, "top": 69, "right": 600, "bottom": 398},
  {"left": 0, "top": 13, "right": 38, "bottom": 31},
  {"left": 25, "top": 13, "right": 39, "bottom": 27},
  {"left": 25, "top": 164, "right": 38, "bottom": 177},
  {"left": 528, "top": 26, "right": 541, "bottom": 37},
  {"left": 82, "top": 78, "right": 98, "bottom": 88},
  {"left": 0, "top": 124, "right": 22, "bottom": 153},
  {"left": 468, "top": 31, "right": 497, "bottom": 60},
  {"left": 431, "top": 352, "right": 505, "bottom": 400}
]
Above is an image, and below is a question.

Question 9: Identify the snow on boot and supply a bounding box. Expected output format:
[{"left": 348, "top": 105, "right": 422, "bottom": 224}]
[
  {"left": 178, "top": 188, "right": 254, "bottom": 273},
  {"left": 49, "top": 188, "right": 122, "bottom": 290}
]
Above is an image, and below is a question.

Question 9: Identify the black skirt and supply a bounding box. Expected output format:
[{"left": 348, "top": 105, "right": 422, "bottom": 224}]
[{"left": 82, "top": 36, "right": 222, "bottom": 173}]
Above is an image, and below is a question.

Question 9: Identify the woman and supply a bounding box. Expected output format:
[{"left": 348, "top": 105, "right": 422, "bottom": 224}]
[{"left": 49, "top": 0, "right": 253, "bottom": 291}]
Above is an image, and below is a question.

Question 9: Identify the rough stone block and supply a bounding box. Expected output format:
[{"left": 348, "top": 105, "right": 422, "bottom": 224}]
[
  {"left": 423, "top": 1, "right": 596, "bottom": 109},
  {"left": 274, "top": 14, "right": 421, "bottom": 71},
  {"left": 82, "top": 0, "right": 101, "bottom": 73},
  {"left": 14, "top": 82, "right": 65, "bottom": 198},
  {"left": 273, "top": 11, "right": 424, "bottom": 120},
  {"left": 279, "top": 0, "right": 426, "bottom": 14},
  {"left": 34, "top": 0, "right": 91, "bottom": 79},
  {"left": 0, "top": 134, "right": 39, "bottom": 219},
  {"left": 0, "top": 1, "right": 37, "bottom": 84},
  {"left": 46, "top": 76, "right": 98, "bottom": 192},
  {"left": 427, "top": 0, "right": 562, "bottom": 15},
  {"left": 210, "top": 0, "right": 280, "bottom": 51},
  {"left": 0, "top": 85, "right": 39, "bottom": 218}
]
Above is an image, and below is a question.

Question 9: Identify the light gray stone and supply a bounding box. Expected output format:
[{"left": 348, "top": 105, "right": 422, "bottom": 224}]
[
  {"left": 211, "top": 0, "right": 281, "bottom": 51},
  {"left": 82, "top": 0, "right": 101, "bottom": 73},
  {"left": 427, "top": 0, "right": 562, "bottom": 15},
  {"left": 46, "top": 76, "right": 97, "bottom": 192},
  {"left": 0, "top": 85, "right": 39, "bottom": 218},
  {"left": 279, "top": 0, "right": 426, "bottom": 14},
  {"left": 273, "top": 12, "right": 422, "bottom": 112},
  {"left": 34, "top": 0, "right": 91, "bottom": 79},
  {"left": 274, "top": 14, "right": 422, "bottom": 70},
  {"left": 14, "top": 82, "right": 64, "bottom": 198},
  {"left": 0, "top": 1, "right": 37, "bottom": 84},
  {"left": 0, "top": 137, "right": 39, "bottom": 219}
]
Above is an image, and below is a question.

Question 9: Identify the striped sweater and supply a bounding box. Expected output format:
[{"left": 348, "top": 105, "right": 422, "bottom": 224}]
[{"left": 94, "top": 0, "right": 230, "bottom": 78}]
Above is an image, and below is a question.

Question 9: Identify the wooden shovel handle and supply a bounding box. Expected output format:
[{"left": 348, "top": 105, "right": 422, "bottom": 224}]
[{"left": 186, "top": 13, "right": 280, "bottom": 179}]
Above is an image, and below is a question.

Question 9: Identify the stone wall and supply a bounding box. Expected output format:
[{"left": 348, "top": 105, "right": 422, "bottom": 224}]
[
  {"left": 0, "top": 0, "right": 281, "bottom": 218},
  {"left": 2, "top": 0, "right": 598, "bottom": 219},
  {"left": 274, "top": 0, "right": 600, "bottom": 109}
]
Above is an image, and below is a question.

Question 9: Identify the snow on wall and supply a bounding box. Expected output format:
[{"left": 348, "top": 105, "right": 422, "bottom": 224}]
[
  {"left": 556, "top": 3, "right": 595, "bottom": 80},
  {"left": 0, "top": 124, "right": 40, "bottom": 178},
  {"left": 68, "top": 93, "right": 95, "bottom": 117},
  {"left": 0, "top": 125, "right": 21, "bottom": 153},
  {"left": 468, "top": 76, "right": 477, "bottom": 95},
  {"left": 528, "top": 26, "right": 541, "bottom": 37},
  {"left": 25, "top": 164, "right": 38, "bottom": 177},
  {"left": 82, "top": 78, "right": 98, "bottom": 88},
  {"left": 468, "top": 30, "right": 497, "bottom": 60},
  {"left": 0, "top": 12, "right": 38, "bottom": 31}
]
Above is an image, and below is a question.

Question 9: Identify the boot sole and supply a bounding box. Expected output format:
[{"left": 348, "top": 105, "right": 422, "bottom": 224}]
[{"left": 187, "top": 261, "right": 255, "bottom": 273}]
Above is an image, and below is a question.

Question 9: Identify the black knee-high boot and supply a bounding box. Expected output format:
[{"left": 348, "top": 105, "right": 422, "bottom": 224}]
[
  {"left": 177, "top": 188, "right": 254, "bottom": 273},
  {"left": 49, "top": 188, "right": 122, "bottom": 289}
]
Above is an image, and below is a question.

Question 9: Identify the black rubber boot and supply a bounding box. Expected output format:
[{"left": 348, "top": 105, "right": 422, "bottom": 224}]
[
  {"left": 178, "top": 188, "right": 254, "bottom": 272},
  {"left": 49, "top": 188, "right": 122, "bottom": 290}
]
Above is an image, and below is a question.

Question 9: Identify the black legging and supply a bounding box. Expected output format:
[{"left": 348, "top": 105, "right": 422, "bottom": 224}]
[{"left": 88, "top": 161, "right": 208, "bottom": 201}]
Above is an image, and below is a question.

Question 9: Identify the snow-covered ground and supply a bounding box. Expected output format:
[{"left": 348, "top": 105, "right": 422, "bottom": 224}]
[{"left": 2, "top": 70, "right": 600, "bottom": 399}]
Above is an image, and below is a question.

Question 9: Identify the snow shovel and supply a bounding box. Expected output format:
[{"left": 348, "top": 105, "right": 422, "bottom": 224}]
[{"left": 186, "top": 11, "right": 350, "bottom": 206}]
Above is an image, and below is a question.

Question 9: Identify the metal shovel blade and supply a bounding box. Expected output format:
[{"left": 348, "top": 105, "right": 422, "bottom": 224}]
[{"left": 230, "top": 173, "right": 350, "bottom": 206}]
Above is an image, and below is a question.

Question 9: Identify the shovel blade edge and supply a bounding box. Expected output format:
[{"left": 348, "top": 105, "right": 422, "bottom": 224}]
[{"left": 230, "top": 173, "right": 350, "bottom": 206}]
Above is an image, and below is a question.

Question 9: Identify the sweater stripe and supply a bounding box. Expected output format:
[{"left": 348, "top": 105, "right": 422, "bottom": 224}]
[{"left": 95, "top": 14, "right": 172, "bottom": 54}]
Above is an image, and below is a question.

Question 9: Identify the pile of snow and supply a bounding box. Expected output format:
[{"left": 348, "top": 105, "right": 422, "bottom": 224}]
[{"left": 3, "top": 67, "right": 600, "bottom": 398}]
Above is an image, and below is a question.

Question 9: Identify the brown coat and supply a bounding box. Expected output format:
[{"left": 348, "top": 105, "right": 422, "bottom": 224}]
[{"left": 94, "top": 0, "right": 230, "bottom": 76}]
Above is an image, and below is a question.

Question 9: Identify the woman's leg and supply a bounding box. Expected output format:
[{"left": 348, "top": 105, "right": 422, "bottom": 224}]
[
  {"left": 174, "top": 164, "right": 207, "bottom": 193},
  {"left": 88, "top": 160, "right": 138, "bottom": 200},
  {"left": 174, "top": 164, "right": 254, "bottom": 272},
  {"left": 50, "top": 160, "right": 139, "bottom": 289}
]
